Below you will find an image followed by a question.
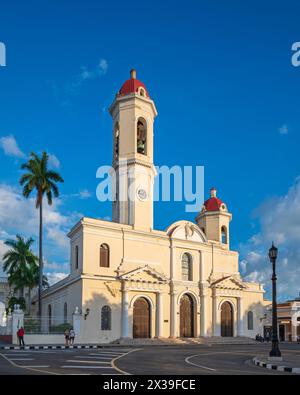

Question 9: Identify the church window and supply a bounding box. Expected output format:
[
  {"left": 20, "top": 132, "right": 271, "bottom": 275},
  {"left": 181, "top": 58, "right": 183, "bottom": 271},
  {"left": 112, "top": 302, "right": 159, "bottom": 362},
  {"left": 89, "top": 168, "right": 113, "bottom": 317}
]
[
  {"left": 101, "top": 305, "right": 111, "bottom": 330},
  {"left": 221, "top": 226, "right": 227, "bottom": 244},
  {"left": 75, "top": 245, "right": 79, "bottom": 269},
  {"left": 247, "top": 311, "right": 254, "bottom": 330},
  {"left": 137, "top": 118, "right": 147, "bottom": 155},
  {"left": 64, "top": 302, "right": 68, "bottom": 323},
  {"left": 100, "top": 244, "right": 110, "bottom": 268},
  {"left": 182, "top": 253, "right": 192, "bottom": 281},
  {"left": 48, "top": 304, "right": 52, "bottom": 328},
  {"left": 114, "top": 123, "right": 119, "bottom": 160}
]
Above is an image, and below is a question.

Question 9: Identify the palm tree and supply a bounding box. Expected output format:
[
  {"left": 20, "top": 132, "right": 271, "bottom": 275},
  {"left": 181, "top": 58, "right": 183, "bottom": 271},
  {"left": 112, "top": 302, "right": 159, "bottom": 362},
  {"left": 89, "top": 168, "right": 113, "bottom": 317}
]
[
  {"left": 3, "top": 235, "right": 37, "bottom": 299},
  {"left": 19, "top": 152, "right": 64, "bottom": 317},
  {"left": 9, "top": 261, "right": 49, "bottom": 315}
]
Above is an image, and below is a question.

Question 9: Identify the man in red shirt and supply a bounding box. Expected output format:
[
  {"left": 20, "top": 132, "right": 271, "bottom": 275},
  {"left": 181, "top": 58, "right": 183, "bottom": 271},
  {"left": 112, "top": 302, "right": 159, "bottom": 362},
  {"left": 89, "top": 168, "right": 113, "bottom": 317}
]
[{"left": 17, "top": 327, "right": 25, "bottom": 346}]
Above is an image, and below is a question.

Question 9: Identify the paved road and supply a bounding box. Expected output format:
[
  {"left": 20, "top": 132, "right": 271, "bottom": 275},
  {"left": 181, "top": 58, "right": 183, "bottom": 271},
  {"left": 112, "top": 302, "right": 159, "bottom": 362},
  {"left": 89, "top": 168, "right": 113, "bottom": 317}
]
[
  {"left": 0, "top": 347, "right": 136, "bottom": 375},
  {"left": 115, "top": 343, "right": 300, "bottom": 375},
  {"left": 0, "top": 343, "right": 299, "bottom": 375}
]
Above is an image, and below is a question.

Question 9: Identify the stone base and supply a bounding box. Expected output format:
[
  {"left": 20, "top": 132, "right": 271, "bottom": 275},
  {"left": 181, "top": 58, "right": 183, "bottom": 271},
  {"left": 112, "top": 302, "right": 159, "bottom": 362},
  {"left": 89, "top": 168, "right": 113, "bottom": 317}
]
[{"left": 268, "top": 356, "right": 283, "bottom": 362}]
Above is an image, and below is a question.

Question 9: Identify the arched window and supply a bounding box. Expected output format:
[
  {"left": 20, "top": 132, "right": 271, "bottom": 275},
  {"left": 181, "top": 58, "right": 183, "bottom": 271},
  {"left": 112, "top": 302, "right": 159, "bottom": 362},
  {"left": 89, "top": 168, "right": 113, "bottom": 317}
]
[
  {"left": 48, "top": 304, "right": 52, "bottom": 328},
  {"left": 182, "top": 253, "right": 192, "bottom": 281},
  {"left": 75, "top": 245, "right": 79, "bottom": 269},
  {"left": 137, "top": 118, "right": 147, "bottom": 155},
  {"left": 114, "top": 123, "right": 119, "bottom": 160},
  {"left": 138, "top": 87, "right": 146, "bottom": 97},
  {"left": 247, "top": 311, "right": 254, "bottom": 330},
  {"left": 100, "top": 244, "right": 110, "bottom": 268},
  {"left": 64, "top": 302, "right": 68, "bottom": 323},
  {"left": 221, "top": 226, "right": 227, "bottom": 244},
  {"left": 101, "top": 305, "right": 111, "bottom": 330}
]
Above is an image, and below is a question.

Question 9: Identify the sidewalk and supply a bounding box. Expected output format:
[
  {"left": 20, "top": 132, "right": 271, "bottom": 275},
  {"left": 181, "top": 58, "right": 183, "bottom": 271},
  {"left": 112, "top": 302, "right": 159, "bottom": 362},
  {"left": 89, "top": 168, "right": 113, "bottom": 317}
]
[{"left": 253, "top": 353, "right": 300, "bottom": 374}]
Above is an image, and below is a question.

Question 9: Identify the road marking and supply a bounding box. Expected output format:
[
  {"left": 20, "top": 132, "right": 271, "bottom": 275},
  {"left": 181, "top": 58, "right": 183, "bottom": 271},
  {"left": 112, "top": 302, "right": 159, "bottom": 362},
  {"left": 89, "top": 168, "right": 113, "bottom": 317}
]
[
  {"left": 9, "top": 358, "right": 34, "bottom": 361},
  {"left": 20, "top": 365, "right": 50, "bottom": 368},
  {"left": 111, "top": 349, "right": 141, "bottom": 375},
  {"left": 0, "top": 352, "right": 60, "bottom": 375},
  {"left": 61, "top": 365, "right": 115, "bottom": 369},
  {"left": 74, "top": 356, "right": 112, "bottom": 359},
  {"left": 185, "top": 355, "right": 217, "bottom": 372},
  {"left": 90, "top": 351, "right": 125, "bottom": 355},
  {"left": 66, "top": 359, "right": 110, "bottom": 364}
]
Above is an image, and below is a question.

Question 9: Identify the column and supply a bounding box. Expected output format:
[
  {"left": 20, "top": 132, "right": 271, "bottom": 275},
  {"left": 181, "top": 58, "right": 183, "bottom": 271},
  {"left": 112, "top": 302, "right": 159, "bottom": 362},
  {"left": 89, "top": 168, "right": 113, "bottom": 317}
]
[
  {"left": 12, "top": 305, "right": 24, "bottom": 345},
  {"left": 200, "top": 294, "right": 207, "bottom": 337},
  {"left": 156, "top": 292, "right": 163, "bottom": 338},
  {"left": 212, "top": 295, "right": 220, "bottom": 336},
  {"left": 237, "top": 297, "right": 244, "bottom": 337},
  {"left": 72, "top": 307, "right": 81, "bottom": 339},
  {"left": 170, "top": 292, "right": 177, "bottom": 338},
  {"left": 291, "top": 314, "right": 298, "bottom": 342},
  {"left": 121, "top": 289, "right": 129, "bottom": 338}
]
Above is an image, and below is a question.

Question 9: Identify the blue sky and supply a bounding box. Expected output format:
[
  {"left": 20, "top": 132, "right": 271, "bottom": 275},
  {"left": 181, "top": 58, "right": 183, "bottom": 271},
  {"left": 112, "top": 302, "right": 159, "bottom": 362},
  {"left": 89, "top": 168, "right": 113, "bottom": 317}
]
[{"left": 0, "top": 0, "right": 300, "bottom": 300}]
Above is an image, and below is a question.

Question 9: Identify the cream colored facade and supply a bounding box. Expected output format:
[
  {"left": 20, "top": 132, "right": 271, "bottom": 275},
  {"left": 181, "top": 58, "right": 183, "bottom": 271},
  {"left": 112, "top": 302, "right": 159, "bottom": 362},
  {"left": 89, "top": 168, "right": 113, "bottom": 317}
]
[{"left": 41, "top": 70, "right": 267, "bottom": 343}]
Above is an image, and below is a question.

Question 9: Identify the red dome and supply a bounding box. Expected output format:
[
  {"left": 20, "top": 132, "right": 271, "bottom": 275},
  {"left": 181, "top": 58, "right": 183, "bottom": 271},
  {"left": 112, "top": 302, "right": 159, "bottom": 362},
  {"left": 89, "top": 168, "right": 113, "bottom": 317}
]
[
  {"left": 203, "top": 187, "right": 224, "bottom": 211},
  {"left": 204, "top": 197, "right": 224, "bottom": 211},
  {"left": 118, "top": 69, "right": 149, "bottom": 97}
]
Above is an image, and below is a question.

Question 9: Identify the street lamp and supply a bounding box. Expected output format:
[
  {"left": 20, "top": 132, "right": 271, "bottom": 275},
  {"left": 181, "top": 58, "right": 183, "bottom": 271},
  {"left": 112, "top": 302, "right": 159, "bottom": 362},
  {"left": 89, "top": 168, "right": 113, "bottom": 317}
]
[{"left": 268, "top": 243, "right": 281, "bottom": 358}]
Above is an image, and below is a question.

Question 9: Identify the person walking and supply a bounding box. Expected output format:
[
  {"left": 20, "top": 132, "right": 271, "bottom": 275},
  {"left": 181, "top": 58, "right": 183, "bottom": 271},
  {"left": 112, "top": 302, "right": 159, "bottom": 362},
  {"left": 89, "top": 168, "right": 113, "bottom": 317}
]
[
  {"left": 69, "top": 327, "right": 75, "bottom": 345},
  {"left": 17, "top": 327, "right": 25, "bottom": 346},
  {"left": 64, "top": 328, "right": 70, "bottom": 346}
]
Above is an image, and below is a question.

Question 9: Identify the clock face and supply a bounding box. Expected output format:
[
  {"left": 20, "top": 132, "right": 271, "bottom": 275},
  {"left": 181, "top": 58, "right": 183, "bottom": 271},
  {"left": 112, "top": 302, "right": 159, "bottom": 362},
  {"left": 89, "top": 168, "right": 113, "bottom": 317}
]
[{"left": 137, "top": 188, "right": 147, "bottom": 201}]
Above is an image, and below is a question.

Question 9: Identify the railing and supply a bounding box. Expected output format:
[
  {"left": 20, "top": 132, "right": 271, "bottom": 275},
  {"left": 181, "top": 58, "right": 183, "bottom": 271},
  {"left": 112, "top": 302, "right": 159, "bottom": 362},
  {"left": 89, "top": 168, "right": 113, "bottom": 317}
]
[{"left": 23, "top": 316, "right": 72, "bottom": 334}]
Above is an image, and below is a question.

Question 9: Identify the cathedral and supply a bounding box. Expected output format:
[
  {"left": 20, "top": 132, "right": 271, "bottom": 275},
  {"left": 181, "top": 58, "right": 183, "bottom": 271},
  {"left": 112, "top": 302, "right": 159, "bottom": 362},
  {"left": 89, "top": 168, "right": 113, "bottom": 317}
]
[{"left": 41, "top": 70, "right": 268, "bottom": 343}]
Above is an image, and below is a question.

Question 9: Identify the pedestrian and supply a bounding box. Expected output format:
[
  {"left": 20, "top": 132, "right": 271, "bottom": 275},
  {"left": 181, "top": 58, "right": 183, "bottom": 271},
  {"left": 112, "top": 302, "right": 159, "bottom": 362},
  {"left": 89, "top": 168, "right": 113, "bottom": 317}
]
[
  {"left": 17, "top": 326, "right": 25, "bottom": 346},
  {"left": 297, "top": 335, "right": 300, "bottom": 344},
  {"left": 69, "top": 327, "right": 75, "bottom": 345},
  {"left": 64, "top": 328, "right": 70, "bottom": 346}
]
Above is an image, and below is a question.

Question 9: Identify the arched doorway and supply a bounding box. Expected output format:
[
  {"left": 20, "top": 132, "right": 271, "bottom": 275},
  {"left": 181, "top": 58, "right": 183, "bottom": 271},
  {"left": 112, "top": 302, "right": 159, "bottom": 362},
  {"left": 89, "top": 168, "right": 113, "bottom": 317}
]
[
  {"left": 180, "top": 294, "right": 194, "bottom": 337},
  {"left": 221, "top": 301, "right": 233, "bottom": 337},
  {"left": 133, "top": 297, "right": 151, "bottom": 338}
]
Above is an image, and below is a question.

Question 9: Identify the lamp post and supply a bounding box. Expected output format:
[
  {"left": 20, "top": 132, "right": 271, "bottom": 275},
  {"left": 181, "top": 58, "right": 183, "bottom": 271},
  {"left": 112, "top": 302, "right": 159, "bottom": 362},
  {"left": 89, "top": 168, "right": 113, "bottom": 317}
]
[{"left": 268, "top": 243, "right": 281, "bottom": 358}]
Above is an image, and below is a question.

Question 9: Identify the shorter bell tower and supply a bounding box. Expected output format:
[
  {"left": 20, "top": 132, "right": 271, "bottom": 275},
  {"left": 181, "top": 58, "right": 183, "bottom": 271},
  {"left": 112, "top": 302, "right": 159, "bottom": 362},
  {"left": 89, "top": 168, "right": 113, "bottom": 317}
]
[{"left": 196, "top": 187, "right": 232, "bottom": 248}]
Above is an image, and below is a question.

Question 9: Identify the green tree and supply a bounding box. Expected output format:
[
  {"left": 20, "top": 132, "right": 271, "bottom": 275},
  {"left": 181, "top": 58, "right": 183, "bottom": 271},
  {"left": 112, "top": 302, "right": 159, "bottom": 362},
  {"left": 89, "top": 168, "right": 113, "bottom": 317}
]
[
  {"left": 3, "top": 235, "right": 37, "bottom": 298},
  {"left": 19, "top": 152, "right": 64, "bottom": 317}
]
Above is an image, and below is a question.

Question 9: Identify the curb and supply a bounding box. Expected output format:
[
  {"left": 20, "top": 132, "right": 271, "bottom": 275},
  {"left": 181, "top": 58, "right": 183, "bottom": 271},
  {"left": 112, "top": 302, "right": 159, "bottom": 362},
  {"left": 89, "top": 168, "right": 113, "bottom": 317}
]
[
  {"left": 0, "top": 344, "right": 115, "bottom": 351},
  {"left": 253, "top": 357, "right": 300, "bottom": 374}
]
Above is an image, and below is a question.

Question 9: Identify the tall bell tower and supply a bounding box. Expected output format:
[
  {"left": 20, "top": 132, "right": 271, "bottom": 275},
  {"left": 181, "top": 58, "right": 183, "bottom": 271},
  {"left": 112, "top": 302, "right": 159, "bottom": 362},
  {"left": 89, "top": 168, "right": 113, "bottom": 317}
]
[{"left": 109, "top": 69, "right": 157, "bottom": 231}]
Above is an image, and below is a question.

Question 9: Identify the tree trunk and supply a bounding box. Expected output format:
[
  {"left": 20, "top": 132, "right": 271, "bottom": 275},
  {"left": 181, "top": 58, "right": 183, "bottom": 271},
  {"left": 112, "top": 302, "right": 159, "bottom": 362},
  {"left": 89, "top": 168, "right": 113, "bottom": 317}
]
[
  {"left": 38, "top": 198, "right": 43, "bottom": 318},
  {"left": 28, "top": 288, "right": 31, "bottom": 316}
]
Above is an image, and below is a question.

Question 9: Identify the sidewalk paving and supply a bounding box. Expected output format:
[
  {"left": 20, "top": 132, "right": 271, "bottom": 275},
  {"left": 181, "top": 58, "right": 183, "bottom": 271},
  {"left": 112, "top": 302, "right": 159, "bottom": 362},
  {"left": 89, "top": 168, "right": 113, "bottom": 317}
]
[{"left": 253, "top": 353, "right": 300, "bottom": 374}]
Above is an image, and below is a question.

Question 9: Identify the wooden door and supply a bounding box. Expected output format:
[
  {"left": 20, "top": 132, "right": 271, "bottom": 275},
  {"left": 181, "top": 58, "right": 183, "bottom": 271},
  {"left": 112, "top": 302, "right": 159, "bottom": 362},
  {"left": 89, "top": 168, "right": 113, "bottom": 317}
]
[
  {"left": 180, "top": 294, "right": 194, "bottom": 337},
  {"left": 221, "top": 302, "right": 233, "bottom": 337},
  {"left": 133, "top": 297, "right": 150, "bottom": 338}
]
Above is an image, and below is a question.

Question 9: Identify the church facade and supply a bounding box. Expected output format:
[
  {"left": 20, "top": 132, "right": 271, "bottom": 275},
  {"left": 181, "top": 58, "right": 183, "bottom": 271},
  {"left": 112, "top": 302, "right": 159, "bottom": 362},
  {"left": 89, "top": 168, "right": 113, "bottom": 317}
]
[{"left": 41, "top": 70, "right": 268, "bottom": 343}]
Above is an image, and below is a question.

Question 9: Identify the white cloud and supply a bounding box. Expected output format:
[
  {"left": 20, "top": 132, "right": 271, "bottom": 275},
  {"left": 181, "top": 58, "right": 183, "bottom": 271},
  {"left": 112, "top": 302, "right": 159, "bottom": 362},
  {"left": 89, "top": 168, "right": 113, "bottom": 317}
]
[
  {"left": 53, "top": 58, "right": 108, "bottom": 105},
  {"left": 79, "top": 189, "right": 92, "bottom": 199},
  {"left": 278, "top": 124, "right": 288, "bottom": 135},
  {"left": 0, "top": 184, "right": 82, "bottom": 263},
  {"left": 45, "top": 272, "right": 68, "bottom": 286},
  {"left": 98, "top": 59, "right": 108, "bottom": 75},
  {"left": 240, "top": 177, "right": 300, "bottom": 301},
  {"left": 0, "top": 135, "right": 25, "bottom": 158},
  {"left": 48, "top": 153, "right": 60, "bottom": 169}
]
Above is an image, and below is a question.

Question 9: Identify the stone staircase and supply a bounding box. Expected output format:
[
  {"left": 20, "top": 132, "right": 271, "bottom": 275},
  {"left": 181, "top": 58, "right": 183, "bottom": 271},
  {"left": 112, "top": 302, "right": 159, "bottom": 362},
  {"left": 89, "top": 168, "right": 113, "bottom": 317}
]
[{"left": 112, "top": 336, "right": 257, "bottom": 346}]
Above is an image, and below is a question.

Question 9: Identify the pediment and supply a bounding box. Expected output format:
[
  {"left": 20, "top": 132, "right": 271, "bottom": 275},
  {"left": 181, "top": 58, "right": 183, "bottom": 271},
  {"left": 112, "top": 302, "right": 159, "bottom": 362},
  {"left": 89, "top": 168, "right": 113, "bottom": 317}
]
[
  {"left": 119, "top": 265, "right": 168, "bottom": 283},
  {"left": 166, "top": 221, "right": 207, "bottom": 243},
  {"left": 210, "top": 275, "right": 247, "bottom": 290}
]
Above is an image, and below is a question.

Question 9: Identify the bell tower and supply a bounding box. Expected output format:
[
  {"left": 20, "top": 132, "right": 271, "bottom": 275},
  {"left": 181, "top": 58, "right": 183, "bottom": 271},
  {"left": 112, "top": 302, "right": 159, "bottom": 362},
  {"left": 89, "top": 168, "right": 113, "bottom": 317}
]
[
  {"left": 196, "top": 187, "right": 232, "bottom": 249},
  {"left": 109, "top": 70, "right": 157, "bottom": 231}
]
